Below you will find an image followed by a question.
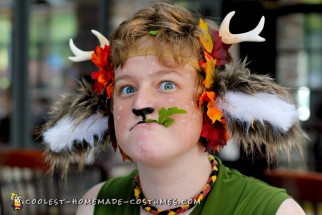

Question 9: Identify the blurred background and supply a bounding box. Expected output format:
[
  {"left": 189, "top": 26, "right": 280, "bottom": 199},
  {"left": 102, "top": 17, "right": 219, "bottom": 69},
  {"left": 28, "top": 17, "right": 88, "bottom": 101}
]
[{"left": 0, "top": 0, "right": 321, "bottom": 214}]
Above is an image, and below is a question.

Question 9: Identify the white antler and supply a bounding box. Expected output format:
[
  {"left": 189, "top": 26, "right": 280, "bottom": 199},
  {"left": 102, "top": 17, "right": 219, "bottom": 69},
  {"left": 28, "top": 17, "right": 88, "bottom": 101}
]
[
  {"left": 219, "top": 11, "right": 265, "bottom": 44},
  {"left": 68, "top": 30, "right": 110, "bottom": 62}
]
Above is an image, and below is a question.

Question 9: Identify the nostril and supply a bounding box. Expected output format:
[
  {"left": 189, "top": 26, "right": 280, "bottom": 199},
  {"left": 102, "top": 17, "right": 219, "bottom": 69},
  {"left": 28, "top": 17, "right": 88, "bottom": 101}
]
[
  {"left": 132, "top": 109, "right": 140, "bottom": 116},
  {"left": 142, "top": 107, "right": 154, "bottom": 115},
  {"left": 132, "top": 107, "right": 154, "bottom": 116},
  {"left": 132, "top": 107, "right": 155, "bottom": 121}
]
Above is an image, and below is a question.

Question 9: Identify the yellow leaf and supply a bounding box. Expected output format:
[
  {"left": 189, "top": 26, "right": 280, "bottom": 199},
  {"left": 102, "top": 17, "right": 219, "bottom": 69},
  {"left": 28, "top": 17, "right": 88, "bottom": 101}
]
[
  {"left": 203, "top": 58, "right": 216, "bottom": 88},
  {"left": 198, "top": 18, "right": 213, "bottom": 53}
]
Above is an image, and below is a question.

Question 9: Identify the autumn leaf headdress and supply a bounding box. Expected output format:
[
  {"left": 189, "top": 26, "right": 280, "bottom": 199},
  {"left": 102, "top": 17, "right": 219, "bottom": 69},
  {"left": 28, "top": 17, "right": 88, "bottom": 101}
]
[{"left": 197, "top": 12, "right": 264, "bottom": 153}]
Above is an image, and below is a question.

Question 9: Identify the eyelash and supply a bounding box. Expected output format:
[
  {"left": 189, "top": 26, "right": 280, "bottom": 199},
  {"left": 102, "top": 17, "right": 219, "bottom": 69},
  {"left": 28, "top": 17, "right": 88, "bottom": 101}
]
[
  {"left": 118, "top": 81, "right": 177, "bottom": 96},
  {"left": 120, "top": 85, "right": 136, "bottom": 95},
  {"left": 160, "top": 81, "right": 176, "bottom": 91}
]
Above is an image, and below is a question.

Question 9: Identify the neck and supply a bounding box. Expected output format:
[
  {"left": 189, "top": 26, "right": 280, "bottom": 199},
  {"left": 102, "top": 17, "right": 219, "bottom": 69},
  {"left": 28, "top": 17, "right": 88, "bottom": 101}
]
[{"left": 136, "top": 144, "right": 211, "bottom": 210}]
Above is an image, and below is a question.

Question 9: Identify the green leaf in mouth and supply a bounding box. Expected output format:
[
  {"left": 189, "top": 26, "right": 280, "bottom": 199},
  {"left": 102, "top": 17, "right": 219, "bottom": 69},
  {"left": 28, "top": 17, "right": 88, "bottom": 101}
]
[{"left": 144, "top": 107, "right": 187, "bottom": 127}]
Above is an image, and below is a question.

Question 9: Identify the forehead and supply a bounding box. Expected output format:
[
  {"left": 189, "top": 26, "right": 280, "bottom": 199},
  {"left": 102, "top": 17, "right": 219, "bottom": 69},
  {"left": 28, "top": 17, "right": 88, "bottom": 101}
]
[
  {"left": 115, "top": 55, "right": 196, "bottom": 77},
  {"left": 115, "top": 36, "right": 200, "bottom": 69}
]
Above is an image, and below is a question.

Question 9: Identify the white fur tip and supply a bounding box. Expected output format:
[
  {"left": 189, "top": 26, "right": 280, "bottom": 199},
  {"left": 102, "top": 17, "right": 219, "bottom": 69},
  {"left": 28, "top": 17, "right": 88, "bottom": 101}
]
[
  {"left": 218, "top": 91, "right": 298, "bottom": 132},
  {"left": 43, "top": 116, "right": 108, "bottom": 153}
]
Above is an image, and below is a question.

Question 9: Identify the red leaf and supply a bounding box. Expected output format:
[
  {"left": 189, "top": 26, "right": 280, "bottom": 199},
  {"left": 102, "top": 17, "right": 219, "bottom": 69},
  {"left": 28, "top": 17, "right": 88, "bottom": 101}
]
[
  {"left": 200, "top": 114, "right": 229, "bottom": 153},
  {"left": 209, "top": 30, "right": 231, "bottom": 66},
  {"left": 92, "top": 82, "right": 105, "bottom": 94},
  {"left": 92, "top": 45, "right": 110, "bottom": 69}
]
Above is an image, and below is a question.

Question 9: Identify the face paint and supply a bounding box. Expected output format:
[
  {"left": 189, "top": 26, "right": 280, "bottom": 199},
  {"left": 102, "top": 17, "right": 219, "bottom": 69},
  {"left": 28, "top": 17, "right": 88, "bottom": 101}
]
[{"left": 113, "top": 55, "right": 203, "bottom": 164}]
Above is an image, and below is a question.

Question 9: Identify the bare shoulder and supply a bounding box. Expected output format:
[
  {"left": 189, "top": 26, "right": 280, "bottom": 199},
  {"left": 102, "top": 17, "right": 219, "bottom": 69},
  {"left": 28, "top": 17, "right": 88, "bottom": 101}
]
[
  {"left": 276, "top": 198, "right": 305, "bottom": 215},
  {"left": 75, "top": 182, "right": 105, "bottom": 215}
]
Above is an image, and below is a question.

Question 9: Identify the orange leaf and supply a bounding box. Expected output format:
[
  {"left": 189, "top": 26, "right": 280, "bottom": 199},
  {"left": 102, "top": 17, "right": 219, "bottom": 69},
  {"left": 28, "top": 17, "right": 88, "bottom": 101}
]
[
  {"left": 207, "top": 100, "right": 223, "bottom": 123},
  {"left": 198, "top": 91, "right": 215, "bottom": 106},
  {"left": 98, "top": 73, "right": 109, "bottom": 85},
  {"left": 198, "top": 18, "right": 213, "bottom": 53},
  {"left": 203, "top": 50, "right": 214, "bottom": 61},
  {"left": 106, "top": 83, "right": 113, "bottom": 98}
]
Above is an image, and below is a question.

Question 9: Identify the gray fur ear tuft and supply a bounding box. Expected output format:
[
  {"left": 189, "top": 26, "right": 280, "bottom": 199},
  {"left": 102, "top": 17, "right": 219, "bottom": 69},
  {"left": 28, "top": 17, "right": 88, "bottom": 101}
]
[
  {"left": 40, "top": 80, "right": 111, "bottom": 175},
  {"left": 215, "top": 60, "right": 309, "bottom": 161}
]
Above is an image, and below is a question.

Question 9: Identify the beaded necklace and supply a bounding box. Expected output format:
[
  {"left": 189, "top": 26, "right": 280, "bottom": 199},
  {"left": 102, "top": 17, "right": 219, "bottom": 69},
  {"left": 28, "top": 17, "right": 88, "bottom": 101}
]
[{"left": 133, "top": 154, "right": 218, "bottom": 215}]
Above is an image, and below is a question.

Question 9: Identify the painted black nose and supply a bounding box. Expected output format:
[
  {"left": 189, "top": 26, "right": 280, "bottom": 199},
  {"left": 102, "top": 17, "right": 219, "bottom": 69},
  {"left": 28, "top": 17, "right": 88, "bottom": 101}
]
[{"left": 132, "top": 107, "right": 154, "bottom": 120}]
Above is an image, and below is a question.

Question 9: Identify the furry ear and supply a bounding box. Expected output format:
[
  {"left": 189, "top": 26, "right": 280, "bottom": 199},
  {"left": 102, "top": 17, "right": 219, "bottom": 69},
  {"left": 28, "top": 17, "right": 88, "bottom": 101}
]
[
  {"left": 215, "top": 60, "right": 308, "bottom": 161},
  {"left": 40, "top": 80, "right": 110, "bottom": 175}
]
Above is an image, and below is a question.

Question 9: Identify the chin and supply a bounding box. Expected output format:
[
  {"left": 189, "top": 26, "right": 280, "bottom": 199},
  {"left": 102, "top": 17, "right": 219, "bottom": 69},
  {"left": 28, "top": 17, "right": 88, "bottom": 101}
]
[{"left": 129, "top": 141, "right": 172, "bottom": 165}]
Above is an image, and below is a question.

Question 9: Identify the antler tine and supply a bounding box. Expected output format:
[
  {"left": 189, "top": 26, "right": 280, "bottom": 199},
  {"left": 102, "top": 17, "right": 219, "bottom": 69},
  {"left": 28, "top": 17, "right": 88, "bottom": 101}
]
[
  {"left": 91, "top": 29, "right": 110, "bottom": 47},
  {"left": 219, "top": 11, "right": 265, "bottom": 44},
  {"left": 68, "top": 30, "right": 110, "bottom": 62},
  {"left": 68, "top": 39, "right": 93, "bottom": 62}
]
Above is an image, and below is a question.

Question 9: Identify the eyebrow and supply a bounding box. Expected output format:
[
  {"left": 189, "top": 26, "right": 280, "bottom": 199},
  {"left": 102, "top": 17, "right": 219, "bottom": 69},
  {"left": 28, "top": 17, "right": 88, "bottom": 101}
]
[
  {"left": 156, "top": 69, "right": 184, "bottom": 77},
  {"left": 115, "top": 75, "right": 132, "bottom": 83},
  {"left": 115, "top": 69, "right": 183, "bottom": 83}
]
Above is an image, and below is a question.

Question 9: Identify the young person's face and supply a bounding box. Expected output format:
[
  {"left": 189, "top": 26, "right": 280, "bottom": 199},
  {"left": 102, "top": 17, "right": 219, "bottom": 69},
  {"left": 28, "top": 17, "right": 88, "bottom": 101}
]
[{"left": 113, "top": 55, "right": 203, "bottom": 165}]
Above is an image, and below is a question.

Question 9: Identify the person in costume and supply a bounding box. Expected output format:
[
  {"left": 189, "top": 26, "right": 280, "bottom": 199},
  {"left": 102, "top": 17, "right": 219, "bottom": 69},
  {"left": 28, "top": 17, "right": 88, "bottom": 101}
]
[{"left": 41, "top": 2, "right": 308, "bottom": 215}]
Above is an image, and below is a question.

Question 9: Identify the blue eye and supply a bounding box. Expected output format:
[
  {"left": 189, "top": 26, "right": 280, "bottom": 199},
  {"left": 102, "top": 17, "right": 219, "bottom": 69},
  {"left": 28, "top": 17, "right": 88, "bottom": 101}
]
[
  {"left": 121, "top": 86, "right": 135, "bottom": 95},
  {"left": 160, "top": 81, "right": 175, "bottom": 90}
]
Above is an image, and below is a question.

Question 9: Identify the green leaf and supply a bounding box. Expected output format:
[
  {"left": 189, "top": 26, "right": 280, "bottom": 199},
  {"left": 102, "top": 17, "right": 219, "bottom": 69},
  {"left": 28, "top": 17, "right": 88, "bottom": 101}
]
[
  {"left": 149, "top": 30, "right": 159, "bottom": 36},
  {"left": 167, "top": 107, "right": 187, "bottom": 115},
  {"left": 162, "top": 118, "right": 175, "bottom": 127},
  {"left": 144, "top": 107, "right": 187, "bottom": 127},
  {"left": 145, "top": 119, "right": 158, "bottom": 123},
  {"left": 157, "top": 107, "right": 168, "bottom": 124}
]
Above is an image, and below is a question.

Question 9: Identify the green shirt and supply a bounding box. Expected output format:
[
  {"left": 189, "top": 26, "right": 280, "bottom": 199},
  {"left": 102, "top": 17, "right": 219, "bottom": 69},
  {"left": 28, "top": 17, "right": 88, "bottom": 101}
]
[{"left": 94, "top": 157, "right": 289, "bottom": 215}]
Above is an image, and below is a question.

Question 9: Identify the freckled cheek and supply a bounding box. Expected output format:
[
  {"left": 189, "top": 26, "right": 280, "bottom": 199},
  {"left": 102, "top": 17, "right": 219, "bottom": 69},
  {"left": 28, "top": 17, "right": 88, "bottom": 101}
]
[
  {"left": 177, "top": 102, "right": 202, "bottom": 125},
  {"left": 112, "top": 109, "right": 122, "bottom": 128},
  {"left": 189, "top": 107, "right": 203, "bottom": 123},
  {"left": 112, "top": 100, "right": 130, "bottom": 124},
  {"left": 113, "top": 107, "right": 127, "bottom": 120}
]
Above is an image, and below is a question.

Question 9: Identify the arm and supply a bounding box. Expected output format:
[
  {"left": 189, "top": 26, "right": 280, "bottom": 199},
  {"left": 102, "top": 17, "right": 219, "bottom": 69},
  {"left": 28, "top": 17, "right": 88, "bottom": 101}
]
[
  {"left": 76, "top": 182, "right": 105, "bottom": 215},
  {"left": 276, "top": 198, "right": 305, "bottom": 215}
]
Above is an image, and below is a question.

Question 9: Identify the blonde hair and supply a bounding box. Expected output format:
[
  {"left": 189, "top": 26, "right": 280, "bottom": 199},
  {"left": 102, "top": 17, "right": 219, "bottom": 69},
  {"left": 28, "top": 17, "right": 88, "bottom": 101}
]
[
  {"left": 110, "top": 2, "right": 203, "bottom": 68},
  {"left": 110, "top": 2, "right": 232, "bottom": 103}
]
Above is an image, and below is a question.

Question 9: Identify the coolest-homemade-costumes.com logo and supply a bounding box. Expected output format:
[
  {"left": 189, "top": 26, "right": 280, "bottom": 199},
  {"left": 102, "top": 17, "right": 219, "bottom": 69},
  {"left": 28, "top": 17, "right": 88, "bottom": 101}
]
[{"left": 11, "top": 193, "right": 23, "bottom": 210}]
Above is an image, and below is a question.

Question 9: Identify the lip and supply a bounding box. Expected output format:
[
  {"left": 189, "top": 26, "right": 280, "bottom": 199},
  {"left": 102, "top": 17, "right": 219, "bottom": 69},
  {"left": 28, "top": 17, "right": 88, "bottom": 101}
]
[
  {"left": 130, "top": 121, "right": 145, "bottom": 131},
  {"left": 129, "top": 121, "right": 158, "bottom": 131}
]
